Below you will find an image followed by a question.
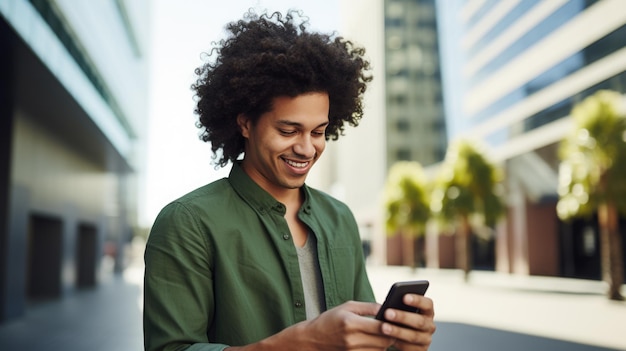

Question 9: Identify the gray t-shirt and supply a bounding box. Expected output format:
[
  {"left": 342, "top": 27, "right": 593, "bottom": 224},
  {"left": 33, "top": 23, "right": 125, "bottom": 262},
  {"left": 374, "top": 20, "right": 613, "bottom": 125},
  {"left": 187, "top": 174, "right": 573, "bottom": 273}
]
[{"left": 296, "top": 234, "right": 326, "bottom": 319}]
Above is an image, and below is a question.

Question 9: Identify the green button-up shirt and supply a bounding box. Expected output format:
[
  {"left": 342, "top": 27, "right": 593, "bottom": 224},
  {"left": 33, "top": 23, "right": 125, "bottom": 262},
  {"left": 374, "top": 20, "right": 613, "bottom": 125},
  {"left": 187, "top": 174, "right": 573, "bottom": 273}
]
[{"left": 144, "top": 163, "right": 375, "bottom": 351}]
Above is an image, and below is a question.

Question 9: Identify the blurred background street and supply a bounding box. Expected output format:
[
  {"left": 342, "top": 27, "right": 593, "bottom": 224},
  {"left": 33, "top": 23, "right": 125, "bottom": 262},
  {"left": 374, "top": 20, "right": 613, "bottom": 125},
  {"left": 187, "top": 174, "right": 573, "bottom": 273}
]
[
  {"left": 0, "top": 253, "right": 624, "bottom": 350},
  {"left": 2, "top": 0, "right": 626, "bottom": 350},
  {"left": 368, "top": 265, "right": 626, "bottom": 351}
]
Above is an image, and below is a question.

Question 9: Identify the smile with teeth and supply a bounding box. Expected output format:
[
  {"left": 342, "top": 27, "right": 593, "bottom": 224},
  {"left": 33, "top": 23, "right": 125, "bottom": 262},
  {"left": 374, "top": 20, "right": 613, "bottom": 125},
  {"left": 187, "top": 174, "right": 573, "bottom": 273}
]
[{"left": 284, "top": 158, "right": 309, "bottom": 168}]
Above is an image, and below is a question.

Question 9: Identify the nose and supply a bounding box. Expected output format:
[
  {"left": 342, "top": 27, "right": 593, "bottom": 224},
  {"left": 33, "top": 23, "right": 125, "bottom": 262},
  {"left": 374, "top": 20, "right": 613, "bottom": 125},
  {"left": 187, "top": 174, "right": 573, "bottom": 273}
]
[{"left": 293, "top": 135, "right": 317, "bottom": 159}]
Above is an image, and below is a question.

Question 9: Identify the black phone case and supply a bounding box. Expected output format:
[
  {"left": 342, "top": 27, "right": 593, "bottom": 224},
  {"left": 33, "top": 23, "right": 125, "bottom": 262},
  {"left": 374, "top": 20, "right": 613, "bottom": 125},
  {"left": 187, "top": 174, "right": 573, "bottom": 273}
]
[{"left": 375, "top": 280, "right": 429, "bottom": 323}]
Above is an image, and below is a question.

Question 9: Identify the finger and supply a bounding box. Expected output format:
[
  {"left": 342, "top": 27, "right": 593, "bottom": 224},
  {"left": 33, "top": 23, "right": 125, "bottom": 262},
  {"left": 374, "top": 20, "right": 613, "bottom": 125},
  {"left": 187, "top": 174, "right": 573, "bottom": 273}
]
[
  {"left": 381, "top": 320, "right": 435, "bottom": 348},
  {"left": 337, "top": 315, "right": 401, "bottom": 350},
  {"left": 333, "top": 301, "right": 395, "bottom": 338},
  {"left": 381, "top": 302, "right": 436, "bottom": 347},
  {"left": 404, "top": 294, "right": 435, "bottom": 317},
  {"left": 341, "top": 300, "right": 382, "bottom": 317},
  {"left": 385, "top": 306, "right": 436, "bottom": 332}
]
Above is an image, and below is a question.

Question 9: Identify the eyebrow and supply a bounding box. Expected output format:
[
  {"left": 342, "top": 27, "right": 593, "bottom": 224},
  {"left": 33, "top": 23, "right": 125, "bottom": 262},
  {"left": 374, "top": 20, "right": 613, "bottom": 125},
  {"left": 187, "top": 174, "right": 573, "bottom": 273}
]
[{"left": 276, "top": 120, "right": 329, "bottom": 129}]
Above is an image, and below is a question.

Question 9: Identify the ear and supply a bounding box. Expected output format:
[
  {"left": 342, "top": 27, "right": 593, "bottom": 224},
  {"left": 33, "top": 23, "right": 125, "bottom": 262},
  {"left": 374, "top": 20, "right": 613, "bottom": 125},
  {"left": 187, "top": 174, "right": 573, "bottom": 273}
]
[{"left": 237, "top": 113, "right": 251, "bottom": 138}]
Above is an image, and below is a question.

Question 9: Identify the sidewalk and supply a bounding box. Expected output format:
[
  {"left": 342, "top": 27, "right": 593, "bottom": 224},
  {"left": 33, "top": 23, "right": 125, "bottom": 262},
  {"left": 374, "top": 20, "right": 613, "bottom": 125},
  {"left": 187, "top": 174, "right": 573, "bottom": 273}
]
[
  {"left": 366, "top": 265, "right": 626, "bottom": 350},
  {"left": 0, "top": 271, "right": 143, "bottom": 350},
  {"left": 0, "top": 262, "right": 624, "bottom": 350}
]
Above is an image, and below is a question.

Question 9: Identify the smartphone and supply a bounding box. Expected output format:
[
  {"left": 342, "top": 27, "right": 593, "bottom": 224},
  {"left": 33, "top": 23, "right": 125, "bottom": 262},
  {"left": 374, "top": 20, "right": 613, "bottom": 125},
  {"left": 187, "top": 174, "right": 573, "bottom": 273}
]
[{"left": 375, "top": 280, "right": 429, "bottom": 323}]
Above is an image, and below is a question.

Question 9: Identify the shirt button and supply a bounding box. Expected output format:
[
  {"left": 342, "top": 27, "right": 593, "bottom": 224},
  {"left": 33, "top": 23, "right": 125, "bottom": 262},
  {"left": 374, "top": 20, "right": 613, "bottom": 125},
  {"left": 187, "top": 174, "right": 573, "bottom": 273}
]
[
  {"left": 295, "top": 301, "right": 303, "bottom": 308},
  {"left": 282, "top": 234, "right": 290, "bottom": 240}
]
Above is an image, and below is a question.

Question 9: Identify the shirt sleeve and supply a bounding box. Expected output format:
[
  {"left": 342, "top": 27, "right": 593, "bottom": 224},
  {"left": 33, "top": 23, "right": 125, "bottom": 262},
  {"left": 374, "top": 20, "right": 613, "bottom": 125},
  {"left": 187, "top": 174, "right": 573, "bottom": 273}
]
[{"left": 143, "top": 202, "right": 227, "bottom": 351}]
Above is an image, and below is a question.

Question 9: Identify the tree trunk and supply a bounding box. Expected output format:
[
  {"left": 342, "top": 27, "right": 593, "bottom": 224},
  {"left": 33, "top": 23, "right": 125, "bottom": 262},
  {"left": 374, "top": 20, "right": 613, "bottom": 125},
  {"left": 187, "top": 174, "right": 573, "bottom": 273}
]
[
  {"left": 456, "top": 215, "right": 472, "bottom": 282},
  {"left": 597, "top": 202, "right": 624, "bottom": 301},
  {"left": 414, "top": 236, "right": 423, "bottom": 269},
  {"left": 401, "top": 231, "right": 416, "bottom": 268}
]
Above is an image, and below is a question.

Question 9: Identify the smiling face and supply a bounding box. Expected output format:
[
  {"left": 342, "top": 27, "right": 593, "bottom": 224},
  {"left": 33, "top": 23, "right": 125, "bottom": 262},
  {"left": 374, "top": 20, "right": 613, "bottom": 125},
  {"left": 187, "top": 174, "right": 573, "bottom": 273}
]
[{"left": 238, "top": 92, "right": 329, "bottom": 199}]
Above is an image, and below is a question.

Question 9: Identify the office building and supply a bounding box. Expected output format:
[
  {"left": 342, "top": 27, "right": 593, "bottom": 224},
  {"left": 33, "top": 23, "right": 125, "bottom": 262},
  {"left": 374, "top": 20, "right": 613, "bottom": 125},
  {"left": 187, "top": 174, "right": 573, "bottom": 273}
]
[
  {"left": 311, "top": 0, "right": 445, "bottom": 264},
  {"left": 384, "top": 0, "right": 447, "bottom": 168},
  {"left": 0, "top": 0, "right": 150, "bottom": 322},
  {"left": 437, "top": 0, "right": 626, "bottom": 277}
]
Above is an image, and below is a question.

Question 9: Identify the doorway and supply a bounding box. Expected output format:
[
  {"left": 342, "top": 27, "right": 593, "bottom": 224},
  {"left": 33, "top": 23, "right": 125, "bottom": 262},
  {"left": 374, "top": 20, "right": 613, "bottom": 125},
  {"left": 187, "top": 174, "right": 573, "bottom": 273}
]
[
  {"left": 76, "top": 223, "right": 97, "bottom": 288},
  {"left": 27, "top": 214, "right": 63, "bottom": 301}
]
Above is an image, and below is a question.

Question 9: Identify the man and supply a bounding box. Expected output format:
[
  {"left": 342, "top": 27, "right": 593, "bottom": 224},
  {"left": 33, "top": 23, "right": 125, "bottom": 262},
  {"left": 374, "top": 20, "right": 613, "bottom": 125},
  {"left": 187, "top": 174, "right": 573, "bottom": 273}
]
[{"left": 144, "top": 10, "right": 435, "bottom": 351}]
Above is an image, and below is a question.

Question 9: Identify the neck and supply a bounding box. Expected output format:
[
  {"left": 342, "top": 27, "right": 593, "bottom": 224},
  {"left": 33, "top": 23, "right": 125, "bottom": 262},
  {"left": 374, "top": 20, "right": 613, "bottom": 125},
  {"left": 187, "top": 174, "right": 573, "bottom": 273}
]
[
  {"left": 269, "top": 186, "right": 303, "bottom": 208},
  {"left": 239, "top": 162, "right": 304, "bottom": 205}
]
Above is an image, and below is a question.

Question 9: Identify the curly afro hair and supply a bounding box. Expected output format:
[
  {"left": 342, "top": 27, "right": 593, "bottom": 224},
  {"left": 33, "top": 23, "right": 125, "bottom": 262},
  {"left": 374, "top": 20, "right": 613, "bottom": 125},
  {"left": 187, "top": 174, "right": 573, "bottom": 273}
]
[{"left": 192, "top": 9, "right": 372, "bottom": 168}]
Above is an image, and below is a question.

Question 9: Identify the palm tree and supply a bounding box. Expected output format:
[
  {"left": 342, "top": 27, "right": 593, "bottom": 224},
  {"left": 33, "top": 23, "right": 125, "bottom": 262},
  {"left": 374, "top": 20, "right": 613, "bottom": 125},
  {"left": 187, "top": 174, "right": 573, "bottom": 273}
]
[
  {"left": 557, "top": 90, "right": 625, "bottom": 301},
  {"left": 431, "top": 140, "right": 505, "bottom": 281},
  {"left": 383, "top": 161, "right": 431, "bottom": 268}
]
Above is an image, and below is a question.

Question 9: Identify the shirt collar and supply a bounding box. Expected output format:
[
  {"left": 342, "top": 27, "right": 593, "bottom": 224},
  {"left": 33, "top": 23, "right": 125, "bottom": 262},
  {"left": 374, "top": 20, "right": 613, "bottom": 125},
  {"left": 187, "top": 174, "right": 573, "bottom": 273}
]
[{"left": 228, "top": 161, "right": 306, "bottom": 216}]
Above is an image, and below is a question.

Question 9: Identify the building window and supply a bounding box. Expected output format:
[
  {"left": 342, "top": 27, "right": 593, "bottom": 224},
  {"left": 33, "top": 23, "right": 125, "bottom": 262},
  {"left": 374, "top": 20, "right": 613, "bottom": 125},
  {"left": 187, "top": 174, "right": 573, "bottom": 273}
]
[
  {"left": 397, "top": 119, "right": 410, "bottom": 132},
  {"left": 396, "top": 148, "right": 411, "bottom": 161}
]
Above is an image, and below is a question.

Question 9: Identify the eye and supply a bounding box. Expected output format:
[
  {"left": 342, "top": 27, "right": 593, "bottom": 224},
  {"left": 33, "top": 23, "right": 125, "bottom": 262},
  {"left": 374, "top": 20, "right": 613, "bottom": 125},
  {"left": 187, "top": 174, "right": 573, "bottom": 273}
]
[
  {"left": 312, "top": 130, "right": 325, "bottom": 137},
  {"left": 279, "top": 129, "right": 296, "bottom": 136}
]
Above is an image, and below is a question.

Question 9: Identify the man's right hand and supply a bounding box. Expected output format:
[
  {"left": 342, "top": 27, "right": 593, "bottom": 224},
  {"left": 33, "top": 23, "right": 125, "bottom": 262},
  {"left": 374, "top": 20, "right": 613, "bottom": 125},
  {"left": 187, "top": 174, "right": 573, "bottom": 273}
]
[
  {"left": 229, "top": 299, "right": 435, "bottom": 351},
  {"left": 300, "top": 301, "right": 394, "bottom": 350},
  {"left": 229, "top": 301, "right": 401, "bottom": 351}
]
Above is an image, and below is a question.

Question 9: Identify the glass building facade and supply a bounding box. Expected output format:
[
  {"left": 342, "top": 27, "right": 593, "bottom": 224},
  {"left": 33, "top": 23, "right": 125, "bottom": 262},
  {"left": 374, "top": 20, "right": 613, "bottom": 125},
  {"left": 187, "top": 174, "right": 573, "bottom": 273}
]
[
  {"left": 438, "top": 0, "right": 626, "bottom": 278},
  {"left": 459, "top": 0, "right": 626, "bottom": 154},
  {"left": 384, "top": 0, "right": 447, "bottom": 168}
]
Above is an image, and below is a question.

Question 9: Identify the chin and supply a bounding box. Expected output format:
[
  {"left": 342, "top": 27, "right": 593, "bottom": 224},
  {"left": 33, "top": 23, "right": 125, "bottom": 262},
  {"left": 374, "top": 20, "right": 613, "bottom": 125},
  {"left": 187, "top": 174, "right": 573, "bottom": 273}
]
[
  {"left": 287, "top": 181, "right": 306, "bottom": 189},
  {"left": 283, "top": 177, "right": 306, "bottom": 189}
]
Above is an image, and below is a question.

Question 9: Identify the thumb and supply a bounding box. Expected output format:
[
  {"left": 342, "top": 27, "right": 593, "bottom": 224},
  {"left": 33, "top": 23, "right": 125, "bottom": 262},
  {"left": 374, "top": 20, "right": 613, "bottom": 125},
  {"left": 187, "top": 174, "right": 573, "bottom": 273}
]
[{"left": 341, "top": 300, "right": 382, "bottom": 317}]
